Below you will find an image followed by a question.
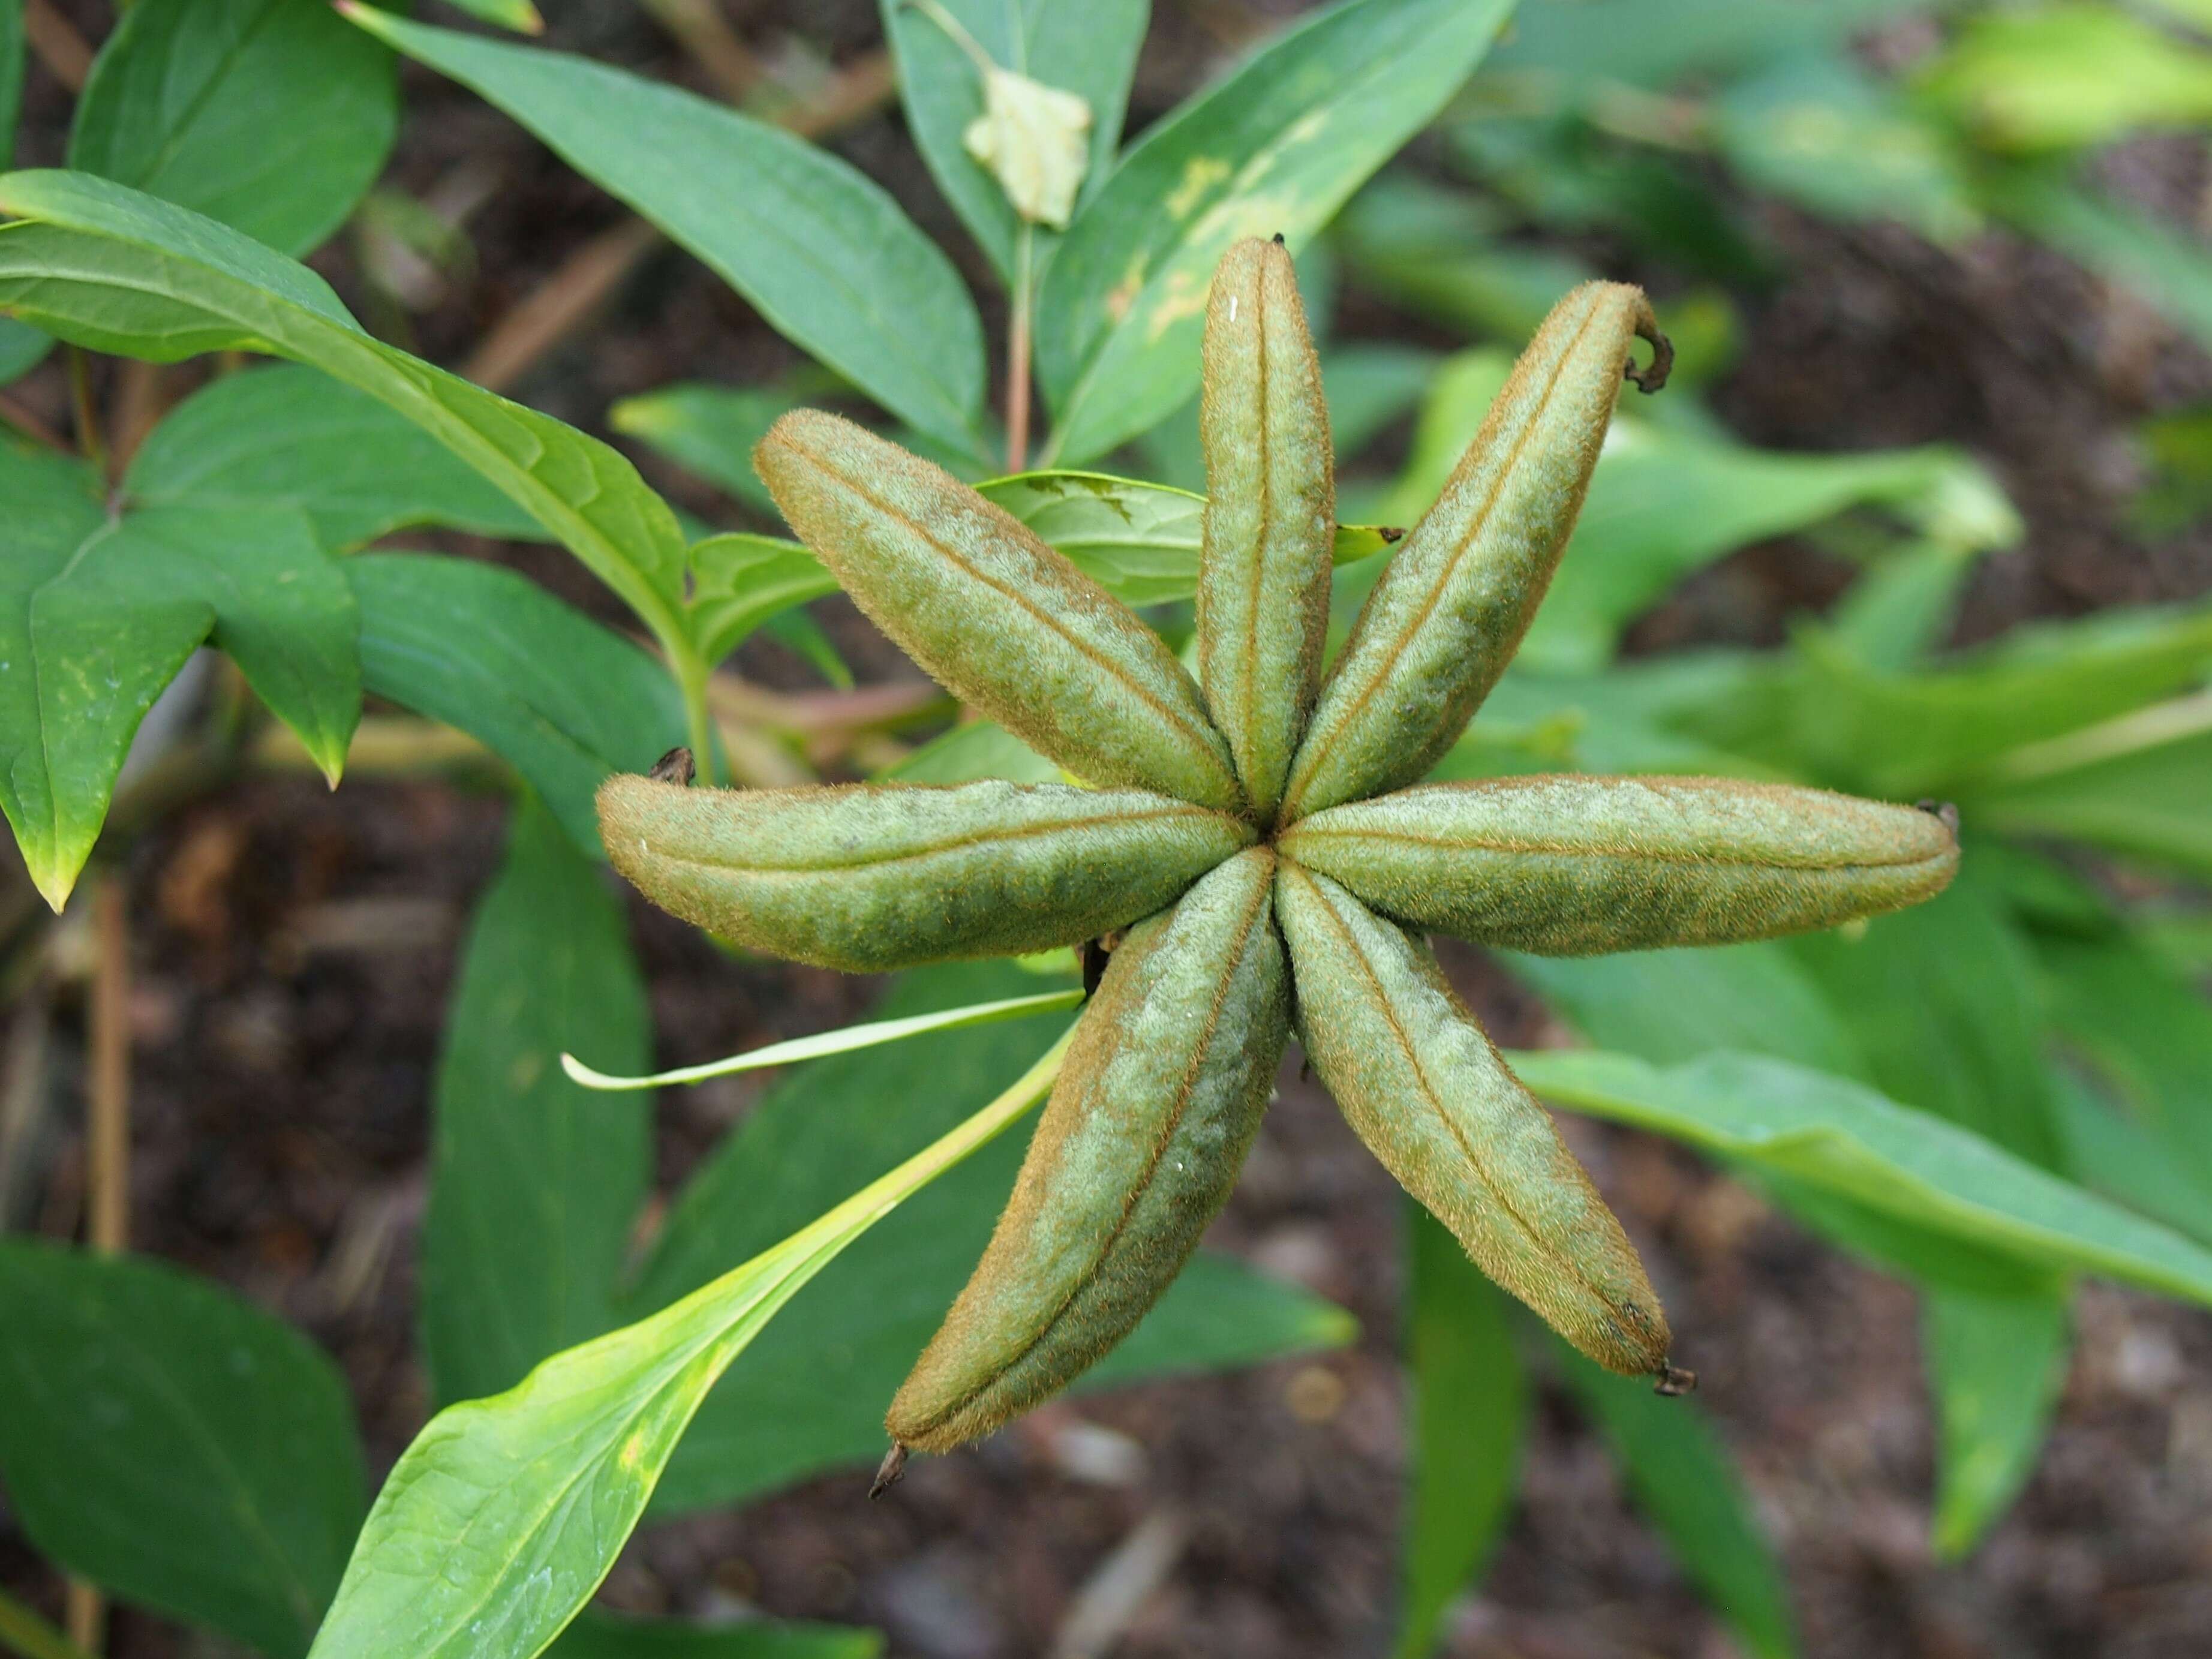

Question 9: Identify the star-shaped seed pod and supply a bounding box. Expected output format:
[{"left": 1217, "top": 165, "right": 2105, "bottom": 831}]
[{"left": 598, "top": 239, "right": 1959, "bottom": 1476}]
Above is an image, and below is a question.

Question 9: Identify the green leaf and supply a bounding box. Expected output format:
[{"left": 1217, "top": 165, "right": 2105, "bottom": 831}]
[
  {"left": 2036, "top": 927, "right": 2212, "bottom": 1193},
  {"left": 0, "top": 1241, "right": 366, "bottom": 1659},
  {"left": 1916, "top": 4, "right": 2212, "bottom": 152},
  {"left": 437, "top": 0, "right": 543, "bottom": 33},
  {"left": 882, "top": 0, "right": 1147, "bottom": 279},
  {"left": 1923, "top": 1285, "right": 2068, "bottom": 1559},
  {"left": 0, "top": 443, "right": 359, "bottom": 908},
  {"left": 610, "top": 381, "right": 812, "bottom": 516},
  {"left": 1510, "top": 1047, "right": 2212, "bottom": 1306},
  {"left": 1489, "top": 0, "right": 1925, "bottom": 89},
  {"left": 1555, "top": 1344, "right": 1798, "bottom": 1659},
  {"left": 344, "top": 7, "right": 990, "bottom": 461},
  {"left": 550, "top": 1612, "right": 880, "bottom": 1659},
  {"left": 0, "top": 169, "right": 694, "bottom": 659},
  {"left": 1332, "top": 178, "right": 1595, "bottom": 348},
  {"left": 0, "top": 0, "right": 20, "bottom": 169},
  {"left": 1379, "top": 351, "right": 2005, "bottom": 671},
  {"left": 1789, "top": 868, "right": 2063, "bottom": 1169},
  {"left": 127, "top": 364, "right": 545, "bottom": 549},
  {"left": 1993, "top": 173, "right": 2212, "bottom": 356},
  {"left": 976, "top": 470, "right": 1392, "bottom": 608},
  {"left": 70, "top": 0, "right": 396, "bottom": 256},
  {"left": 304, "top": 1029, "right": 1074, "bottom": 1659},
  {"left": 1323, "top": 342, "right": 1438, "bottom": 461},
  {"left": 1035, "top": 0, "right": 1514, "bottom": 464},
  {"left": 1964, "top": 696, "right": 2212, "bottom": 878},
  {"left": 1715, "top": 56, "right": 1977, "bottom": 243},
  {"left": 686, "top": 534, "right": 837, "bottom": 668},
  {"left": 626, "top": 963, "right": 1351, "bottom": 1513},
  {"left": 2050, "top": 1074, "right": 2212, "bottom": 1250},
  {"left": 348, "top": 554, "right": 686, "bottom": 857},
  {"left": 1394, "top": 1206, "right": 1524, "bottom": 1659},
  {"left": 424, "top": 800, "right": 653, "bottom": 1408},
  {"left": 0, "top": 317, "right": 49, "bottom": 383},
  {"left": 880, "top": 719, "right": 1060, "bottom": 785}
]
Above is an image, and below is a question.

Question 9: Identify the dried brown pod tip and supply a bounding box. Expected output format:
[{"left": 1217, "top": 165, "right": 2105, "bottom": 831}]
[{"left": 1654, "top": 1365, "right": 1699, "bottom": 1397}]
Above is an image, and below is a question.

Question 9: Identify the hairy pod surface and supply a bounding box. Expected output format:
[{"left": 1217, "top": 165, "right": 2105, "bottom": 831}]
[
  {"left": 1280, "top": 282, "right": 1667, "bottom": 821},
  {"left": 1274, "top": 862, "right": 1670, "bottom": 1376},
  {"left": 1281, "top": 775, "right": 1961, "bottom": 955},
  {"left": 1195, "top": 237, "right": 1336, "bottom": 826},
  {"left": 756, "top": 410, "right": 1244, "bottom": 812},
  {"left": 597, "top": 774, "right": 1252, "bottom": 973},
  {"left": 888, "top": 849, "right": 1290, "bottom": 1453}
]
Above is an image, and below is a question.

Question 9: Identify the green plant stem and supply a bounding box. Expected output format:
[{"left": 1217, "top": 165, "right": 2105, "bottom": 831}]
[
  {"left": 1008, "top": 223, "right": 1035, "bottom": 471},
  {"left": 0, "top": 1589, "right": 98, "bottom": 1659},
  {"left": 674, "top": 650, "right": 722, "bottom": 789}
]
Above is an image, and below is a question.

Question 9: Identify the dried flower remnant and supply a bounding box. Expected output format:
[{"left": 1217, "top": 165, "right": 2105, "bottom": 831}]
[{"left": 599, "top": 238, "right": 1960, "bottom": 1481}]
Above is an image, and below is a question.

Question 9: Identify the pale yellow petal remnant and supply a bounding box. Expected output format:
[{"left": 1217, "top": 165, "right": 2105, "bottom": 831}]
[{"left": 964, "top": 66, "right": 1092, "bottom": 229}]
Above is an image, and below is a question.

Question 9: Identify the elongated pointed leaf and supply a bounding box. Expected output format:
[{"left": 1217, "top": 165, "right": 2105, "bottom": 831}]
[
  {"left": 1555, "top": 1342, "right": 1798, "bottom": 1659},
  {"left": 0, "top": 170, "right": 693, "bottom": 655},
  {"left": 1965, "top": 699, "right": 2212, "bottom": 878},
  {"left": 127, "top": 364, "right": 544, "bottom": 548},
  {"left": 344, "top": 7, "right": 990, "bottom": 460},
  {"left": 882, "top": 0, "right": 1146, "bottom": 279},
  {"left": 0, "top": 1242, "right": 367, "bottom": 1659},
  {"left": 685, "top": 534, "right": 836, "bottom": 668},
  {"left": 424, "top": 800, "right": 653, "bottom": 1407},
  {"left": 626, "top": 962, "right": 1351, "bottom": 1513},
  {"left": 1035, "top": 0, "right": 1514, "bottom": 464},
  {"left": 551, "top": 1612, "right": 880, "bottom": 1659},
  {"left": 1394, "top": 1207, "right": 1525, "bottom": 1659},
  {"left": 1510, "top": 1047, "right": 2212, "bottom": 1305},
  {"left": 1924, "top": 1285, "right": 2069, "bottom": 1559},
  {"left": 305, "top": 1032, "right": 1073, "bottom": 1659},
  {"left": 70, "top": 0, "right": 396, "bottom": 256},
  {"left": 348, "top": 554, "right": 686, "bottom": 857}
]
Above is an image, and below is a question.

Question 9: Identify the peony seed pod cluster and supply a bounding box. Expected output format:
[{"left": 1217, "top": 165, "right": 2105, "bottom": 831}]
[{"left": 598, "top": 238, "right": 1959, "bottom": 1478}]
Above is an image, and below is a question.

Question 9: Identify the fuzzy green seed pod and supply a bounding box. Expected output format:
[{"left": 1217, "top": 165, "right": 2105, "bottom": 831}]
[
  {"left": 756, "top": 410, "right": 1244, "bottom": 812},
  {"left": 888, "top": 848, "right": 1289, "bottom": 1453},
  {"left": 1280, "top": 283, "right": 1668, "bottom": 821},
  {"left": 597, "top": 773, "right": 1253, "bottom": 973},
  {"left": 1280, "top": 776, "right": 1960, "bottom": 955},
  {"left": 1274, "top": 862, "right": 1669, "bottom": 1377},
  {"left": 1195, "top": 236, "right": 1336, "bottom": 826}
]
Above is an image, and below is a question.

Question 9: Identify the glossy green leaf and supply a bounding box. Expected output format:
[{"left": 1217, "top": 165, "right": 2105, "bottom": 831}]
[
  {"left": 626, "top": 962, "right": 1352, "bottom": 1513},
  {"left": 1964, "top": 697, "right": 2212, "bottom": 877},
  {"left": 1035, "top": 0, "right": 1514, "bottom": 464},
  {"left": 0, "top": 1241, "right": 366, "bottom": 1659},
  {"left": 0, "top": 443, "right": 359, "bottom": 909},
  {"left": 550, "top": 1612, "right": 879, "bottom": 1659},
  {"left": 344, "top": 7, "right": 990, "bottom": 460},
  {"left": 128, "top": 364, "right": 543, "bottom": 549},
  {"left": 1394, "top": 1207, "right": 1524, "bottom": 1659},
  {"left": 1511, "top": 1047, "right": 2212, "bottom": 1306},
  {"left": 686, "top": 534, "right": 837, "bottom": 667},
  {"left": 306, "top": 1031, "right": 1074, "bottom": 1659},
  {"left": 70, "top": 0, "right": 396, "bottom": 256},
  {"left": 1923, "top": 1285, "right": 2069, "bottom": 1559},
  {"left": 610, "top": 381, "right": 812, "bottom": 516},
  {"left": 347, "top": 554, "right": 686, "bottom": 856},
  {"left": 424, "top": 800, "right": 653, "bottom": 1408},
  {"left": 0, "top": 169, "right": 695, "bottom": 658},
  {"left": 881, "top": 0, "right": 1147, "bottom": 279},
  {"left": 1555, "top": 1344, "right": 1798, "bottom": 1659}
]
